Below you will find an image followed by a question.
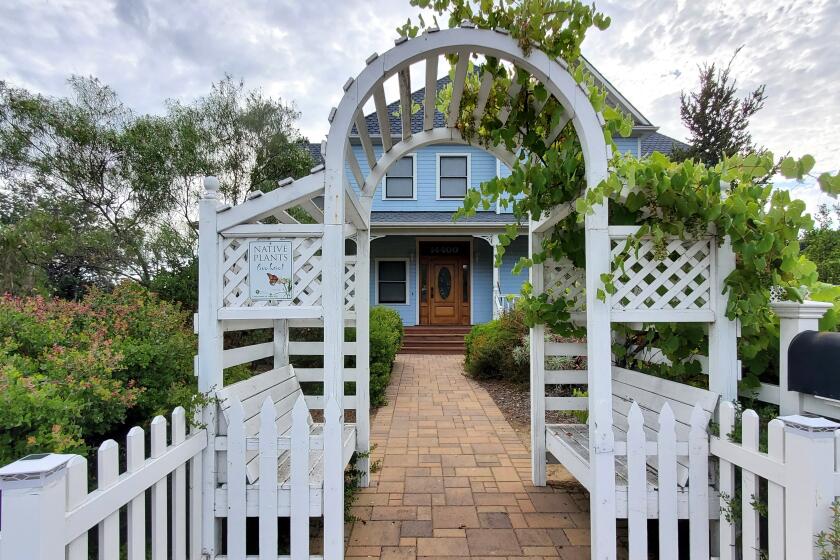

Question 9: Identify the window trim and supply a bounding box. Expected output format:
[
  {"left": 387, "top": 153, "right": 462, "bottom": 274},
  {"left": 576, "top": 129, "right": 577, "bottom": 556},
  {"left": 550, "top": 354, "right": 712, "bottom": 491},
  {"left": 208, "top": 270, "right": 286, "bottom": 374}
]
[
  {"left": 375, "top": 258, "right": 410, "bottom": 305},
  {"left": 436, "top": 153, "right": 471, "bottom": 200},
  {"left": 382, "top": 154, "right": 417, "bottom": 201}
]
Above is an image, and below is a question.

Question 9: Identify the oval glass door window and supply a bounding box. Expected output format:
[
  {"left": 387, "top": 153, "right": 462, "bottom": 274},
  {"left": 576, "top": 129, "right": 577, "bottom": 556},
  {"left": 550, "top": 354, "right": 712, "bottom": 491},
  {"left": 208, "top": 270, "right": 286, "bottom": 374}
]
[{"left": 438, "top": 267, "right": 452, "bottom": 300}]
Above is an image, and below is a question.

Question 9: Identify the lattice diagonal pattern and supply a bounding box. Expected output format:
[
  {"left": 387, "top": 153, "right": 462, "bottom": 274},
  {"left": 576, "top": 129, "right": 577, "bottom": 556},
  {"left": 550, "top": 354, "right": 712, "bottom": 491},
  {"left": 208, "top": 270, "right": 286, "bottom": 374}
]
[
  {"left": 544, "top": 258, "right": 586, "bottom": 311},
  {"left": 610, "top": 238, "right": 713, "bottom": 311},
  {"left": 221, "top": 236, "right": 357, "bottom": 309}
]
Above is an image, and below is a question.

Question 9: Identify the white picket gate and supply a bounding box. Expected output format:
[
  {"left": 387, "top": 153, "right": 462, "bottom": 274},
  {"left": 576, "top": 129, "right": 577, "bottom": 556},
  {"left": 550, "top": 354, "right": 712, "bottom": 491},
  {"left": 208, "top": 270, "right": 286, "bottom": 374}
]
[
  {"left": 217, "top": 393, "right": 344, "bottom": 560},
  {"left": 619, "top": 402, "right": 712, "bottom": 560},
  {"left": 0, "top": 407, "right": 206, "bottom": 560}
]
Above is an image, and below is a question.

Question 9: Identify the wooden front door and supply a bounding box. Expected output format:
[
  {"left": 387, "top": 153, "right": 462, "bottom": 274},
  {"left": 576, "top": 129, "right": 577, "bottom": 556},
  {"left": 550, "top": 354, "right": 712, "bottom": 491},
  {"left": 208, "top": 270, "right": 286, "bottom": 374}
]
[
  {"left": 430, "top": 260, "right": 460, "bottom": 324},
  {"left": 419, "top": 241, "right": 470, "bottom": 325}
]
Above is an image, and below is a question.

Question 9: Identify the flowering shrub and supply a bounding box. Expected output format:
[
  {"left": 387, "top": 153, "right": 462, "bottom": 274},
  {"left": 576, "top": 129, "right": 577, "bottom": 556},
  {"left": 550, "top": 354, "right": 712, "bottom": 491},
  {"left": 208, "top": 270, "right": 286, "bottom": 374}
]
[{"left": 0, "top": 283, "right": 196, "bottom": 464}]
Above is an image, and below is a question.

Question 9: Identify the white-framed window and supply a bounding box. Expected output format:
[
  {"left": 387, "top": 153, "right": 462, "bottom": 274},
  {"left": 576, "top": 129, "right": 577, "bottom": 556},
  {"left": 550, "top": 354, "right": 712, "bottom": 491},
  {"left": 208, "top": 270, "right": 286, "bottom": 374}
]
[
  {"left": 383, "top": 155, "right": 416, "bottom": 200},
  {"left": 437, "top": 153, "right": 471, "bottom": 199},
  {"left": 375, "top": 258, "right": 409, "bottom": 304}
]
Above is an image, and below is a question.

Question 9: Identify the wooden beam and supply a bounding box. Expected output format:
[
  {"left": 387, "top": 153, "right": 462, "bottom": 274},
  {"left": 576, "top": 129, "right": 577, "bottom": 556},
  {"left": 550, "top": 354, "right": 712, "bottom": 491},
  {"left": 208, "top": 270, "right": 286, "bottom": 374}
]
[
  {"left": 498, "top": 79, "right": 522, "bottom": 124},
  {"left": 346, "top": 144, "right": 366, "bottom": 189},
  {"left": 298, "top": 199, "right": 324, "bottom": 223},
  {"left": 530, "top": 203, "right": 574, "bottom": 234},
  {"left": 546, "top": 111, "right": 573, "bottom": 145},
  {"left": 373, "top": 86, "right": 393, "bottom": 152},
  {"left": 447, "top": 51, "right": 470, "bottom": 128},
  {"left": 344, "top": 183, "right": 368, "bottom": 229},
  {"left": 354, "top": 112, "right": 377, "bottom": 169},
  {"left": 221, "top": 224, "right": 324, "bottom": 238},
  {"left": 472, "top": 69, "right": 494, "bottom": 123},
  {"left": 424, "top": 55, "right": 438, "bottom": 131},
  {"left": 398, "top": 68, "right": 412, "bottom": 141},
  {"left": 217, "top": 172, "right": 325, "bottom": 231}
]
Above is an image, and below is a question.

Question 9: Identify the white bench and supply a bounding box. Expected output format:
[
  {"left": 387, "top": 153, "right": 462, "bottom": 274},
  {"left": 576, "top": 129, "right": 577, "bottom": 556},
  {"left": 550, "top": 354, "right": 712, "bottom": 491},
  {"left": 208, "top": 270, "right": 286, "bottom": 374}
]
[
  {"left": 545, "top": 366, "right": 719, "bottom": 518},
  {"left": 216, "top": 364, "right": 356, "bottom": 488}
]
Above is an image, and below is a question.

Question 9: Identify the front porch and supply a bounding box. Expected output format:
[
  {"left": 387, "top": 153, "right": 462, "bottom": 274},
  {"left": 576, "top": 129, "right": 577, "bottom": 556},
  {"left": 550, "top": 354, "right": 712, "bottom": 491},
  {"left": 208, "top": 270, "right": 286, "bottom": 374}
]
[{"left": 369, "top": 228, "right": 527, "bottom": 327}]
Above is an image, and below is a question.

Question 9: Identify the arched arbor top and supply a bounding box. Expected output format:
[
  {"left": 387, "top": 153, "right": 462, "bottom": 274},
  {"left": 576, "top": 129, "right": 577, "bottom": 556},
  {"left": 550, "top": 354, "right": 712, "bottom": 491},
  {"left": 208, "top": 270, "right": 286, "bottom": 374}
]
[{"left": 324, "top": 25, "right": 610, "bottom": 229}]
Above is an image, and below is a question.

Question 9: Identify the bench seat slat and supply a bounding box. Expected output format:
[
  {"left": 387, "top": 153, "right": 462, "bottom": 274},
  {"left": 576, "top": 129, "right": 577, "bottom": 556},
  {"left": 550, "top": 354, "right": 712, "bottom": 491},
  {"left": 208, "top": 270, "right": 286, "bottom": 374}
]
[
  {"left": 545, "top": 366, "right": 720, "bottom": 517},
  {"left": 216, "top": 365, "right": 355, "bottom": 486}
]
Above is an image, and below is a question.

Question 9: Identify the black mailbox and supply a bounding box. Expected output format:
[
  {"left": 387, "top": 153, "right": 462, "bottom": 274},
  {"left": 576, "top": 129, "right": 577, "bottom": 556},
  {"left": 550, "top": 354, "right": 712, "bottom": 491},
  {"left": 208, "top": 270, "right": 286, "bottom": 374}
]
[{"left": 789, "top": 330, "right": 840, "bottom": 400}]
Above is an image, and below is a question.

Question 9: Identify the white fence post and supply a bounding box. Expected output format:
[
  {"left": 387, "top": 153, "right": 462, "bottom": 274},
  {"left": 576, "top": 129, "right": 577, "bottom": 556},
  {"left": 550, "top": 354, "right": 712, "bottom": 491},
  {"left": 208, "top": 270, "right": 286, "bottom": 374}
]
[
  {"left": 779, "top": 415, "right": 840, "bottom": 557},
  {"left": 0, "top": 453, "right": 75, "bottom": 560},
  {"left": 771, "top": 301, "right": 832, "bottom": 415}
]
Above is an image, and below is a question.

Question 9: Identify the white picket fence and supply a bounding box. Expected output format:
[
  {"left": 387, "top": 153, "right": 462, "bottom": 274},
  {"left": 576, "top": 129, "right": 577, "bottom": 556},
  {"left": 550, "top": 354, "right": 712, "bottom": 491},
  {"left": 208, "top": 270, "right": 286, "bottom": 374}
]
[
  {"left": 0, "top": 407, "right": 206, "bottom": 560},
  {"left": 711, "top": 402, "right": 840, "bottom": 559}
]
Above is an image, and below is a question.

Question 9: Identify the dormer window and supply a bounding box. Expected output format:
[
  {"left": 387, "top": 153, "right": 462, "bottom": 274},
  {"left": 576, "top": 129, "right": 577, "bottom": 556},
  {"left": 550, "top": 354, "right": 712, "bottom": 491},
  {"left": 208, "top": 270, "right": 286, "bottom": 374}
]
[
  {"left": 437, "top": 154, "right": 470, "bottom": 199},
  {"left": 384, "top": 155, "right": 415, "bottom": 199}
]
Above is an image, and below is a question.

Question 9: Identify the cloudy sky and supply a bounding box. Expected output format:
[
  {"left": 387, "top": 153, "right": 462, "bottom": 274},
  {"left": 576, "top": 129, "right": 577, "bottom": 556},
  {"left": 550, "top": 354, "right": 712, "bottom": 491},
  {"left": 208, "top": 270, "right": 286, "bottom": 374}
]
[{"left": 1, "top": 0, "right": 837, "bottom": 213}]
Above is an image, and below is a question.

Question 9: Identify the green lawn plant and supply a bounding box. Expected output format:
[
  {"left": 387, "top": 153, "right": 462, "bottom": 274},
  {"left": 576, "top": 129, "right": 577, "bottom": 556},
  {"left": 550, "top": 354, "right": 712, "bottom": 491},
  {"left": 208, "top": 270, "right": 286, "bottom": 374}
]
[{"left": 400, "top": 0, "right": 840, "bottom": 388}]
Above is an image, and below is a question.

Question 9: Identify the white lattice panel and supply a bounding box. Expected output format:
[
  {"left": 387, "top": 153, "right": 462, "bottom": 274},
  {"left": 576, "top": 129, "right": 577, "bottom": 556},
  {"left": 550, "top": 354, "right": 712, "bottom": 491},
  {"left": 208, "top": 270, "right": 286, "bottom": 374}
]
[
  {"left": 610, "top": 237, "right": 713, "bottom": 312},
  {"left": 543, "top": 258, "right": 586, "bottom": 311},
  {"left": 344, "top": 257, "right": 356, "bottom": 314},
  {"left": 221, "top": 236, "right": 328, "bottom": 308}
]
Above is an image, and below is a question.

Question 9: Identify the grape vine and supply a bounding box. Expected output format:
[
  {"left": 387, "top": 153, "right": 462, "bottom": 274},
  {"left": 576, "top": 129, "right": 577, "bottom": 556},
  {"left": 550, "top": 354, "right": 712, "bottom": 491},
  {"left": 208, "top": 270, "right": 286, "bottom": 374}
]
[{"left": 399, "top": 0, "right": 838, "bottom": 387}]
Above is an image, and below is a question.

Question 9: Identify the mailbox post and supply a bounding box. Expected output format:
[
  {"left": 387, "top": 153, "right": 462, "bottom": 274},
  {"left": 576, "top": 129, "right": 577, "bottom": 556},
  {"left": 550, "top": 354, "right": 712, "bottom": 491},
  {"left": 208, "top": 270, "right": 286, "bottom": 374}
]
[{"left": 771, "top": 301, "right": 833, "bottom": 415}]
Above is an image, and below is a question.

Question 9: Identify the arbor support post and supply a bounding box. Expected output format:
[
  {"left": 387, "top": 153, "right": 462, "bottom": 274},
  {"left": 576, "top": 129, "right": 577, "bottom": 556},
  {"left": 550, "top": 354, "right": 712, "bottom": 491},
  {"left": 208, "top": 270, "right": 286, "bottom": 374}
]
[
  {"left": 529, "top": 229, "right": 546, "bottom": 486},
  {"left": 197, "top": 176, "right": 223, "bottom": 556},
  {"left": 356, "top": 228, "right": 371, "bottom": 486}
]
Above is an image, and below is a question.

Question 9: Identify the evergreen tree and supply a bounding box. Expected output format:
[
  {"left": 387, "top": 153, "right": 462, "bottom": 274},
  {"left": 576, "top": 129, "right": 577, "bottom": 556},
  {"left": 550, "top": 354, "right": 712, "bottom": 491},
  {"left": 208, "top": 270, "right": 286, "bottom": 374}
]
[{"left": 676, "top": 49, "right": 767, "bottom": 165}]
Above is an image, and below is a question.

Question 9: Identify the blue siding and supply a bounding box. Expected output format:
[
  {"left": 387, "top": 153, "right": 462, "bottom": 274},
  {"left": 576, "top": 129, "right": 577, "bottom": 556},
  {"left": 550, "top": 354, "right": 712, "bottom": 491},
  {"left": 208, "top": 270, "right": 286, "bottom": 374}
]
[
  {"left": 614, "top": 137, "right": 640, "bottom": 157},
  {"left": 499, "top": 236, "right": 528, "bottom": 295},
  {"left": 472, "top": 239, "right": 494, "bottom": 323},
  {"left": 346, "top": 144, "right": 501, "bottom": 211},
  {"left": 370, "top": 237, "right": 417, "bottom": 325}
]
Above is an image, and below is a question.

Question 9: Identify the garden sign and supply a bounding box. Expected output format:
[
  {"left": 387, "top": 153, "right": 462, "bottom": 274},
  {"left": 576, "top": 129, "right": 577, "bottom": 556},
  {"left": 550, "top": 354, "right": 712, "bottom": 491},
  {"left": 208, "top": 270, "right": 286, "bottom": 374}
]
[{"left": 249, "top": 240, "right": 294, "bottom": 300}]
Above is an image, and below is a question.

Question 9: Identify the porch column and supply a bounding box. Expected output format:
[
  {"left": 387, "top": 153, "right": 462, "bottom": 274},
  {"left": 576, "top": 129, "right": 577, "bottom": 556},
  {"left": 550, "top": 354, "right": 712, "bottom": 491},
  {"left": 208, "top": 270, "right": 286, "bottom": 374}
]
[{"left": 491, "top": 234, "right": 501, "bottom": 318}]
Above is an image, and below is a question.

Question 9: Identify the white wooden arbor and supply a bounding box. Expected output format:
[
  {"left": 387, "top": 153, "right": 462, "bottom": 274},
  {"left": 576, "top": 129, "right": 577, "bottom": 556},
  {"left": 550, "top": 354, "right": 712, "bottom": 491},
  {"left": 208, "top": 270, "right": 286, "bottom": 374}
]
[{"left": 194, "top": 24, "right": 740, "bottom": 559}]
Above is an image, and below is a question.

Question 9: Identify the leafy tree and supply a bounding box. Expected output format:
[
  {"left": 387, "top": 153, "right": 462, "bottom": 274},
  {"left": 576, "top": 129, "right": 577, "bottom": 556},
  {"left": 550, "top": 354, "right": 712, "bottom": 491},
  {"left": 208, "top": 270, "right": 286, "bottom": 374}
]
[
  {"left": 675, "top": 51, "right": 767, "bottom": 166},
  {"left": 0, "top": 75, "right": 313, "bottom": 300},
  {"left": 802, "top": 204, "right": 840, "bottom": 284}
]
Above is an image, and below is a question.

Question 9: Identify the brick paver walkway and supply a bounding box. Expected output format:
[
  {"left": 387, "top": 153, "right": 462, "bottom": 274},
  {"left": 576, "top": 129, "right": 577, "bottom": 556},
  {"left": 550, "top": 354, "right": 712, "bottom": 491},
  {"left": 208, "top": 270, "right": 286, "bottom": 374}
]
[{"left": 348, "top": 354, "right": 591, "bottom": 559}]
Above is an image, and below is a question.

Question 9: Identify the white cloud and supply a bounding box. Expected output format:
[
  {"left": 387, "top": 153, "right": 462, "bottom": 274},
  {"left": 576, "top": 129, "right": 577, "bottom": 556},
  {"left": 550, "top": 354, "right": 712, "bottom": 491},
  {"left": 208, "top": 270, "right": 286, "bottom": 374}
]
[{"left": 1, "top": 0, "right": 837, "bottom": 193}]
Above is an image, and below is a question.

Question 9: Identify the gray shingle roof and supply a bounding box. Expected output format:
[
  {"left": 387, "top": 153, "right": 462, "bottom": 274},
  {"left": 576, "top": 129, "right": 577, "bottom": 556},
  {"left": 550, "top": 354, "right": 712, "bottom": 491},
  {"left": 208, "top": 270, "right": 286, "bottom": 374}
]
[
  {"left": 352, "top": 76, "right": 451, "bottom": 137},
  {"left": 371, "top": 211, "right": 517, "bottom": 224},
  {"left": 303, "top": 141, "right": 323, "bottom": 164},
  {"left": 641, "top": 132, "right": 689, "bottom": 157}
]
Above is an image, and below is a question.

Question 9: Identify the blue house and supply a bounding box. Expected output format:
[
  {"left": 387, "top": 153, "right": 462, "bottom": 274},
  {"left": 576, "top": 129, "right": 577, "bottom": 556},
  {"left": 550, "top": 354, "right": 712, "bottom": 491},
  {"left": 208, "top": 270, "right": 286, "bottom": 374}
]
[{"left": 308, "top": 63, "right": 686, "bottom": 332}]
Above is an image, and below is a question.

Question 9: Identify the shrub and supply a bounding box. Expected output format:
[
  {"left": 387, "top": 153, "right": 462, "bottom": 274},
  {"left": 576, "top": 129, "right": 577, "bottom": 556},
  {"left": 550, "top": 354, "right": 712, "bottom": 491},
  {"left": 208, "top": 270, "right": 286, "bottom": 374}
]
[
  {"left": 369, "top": 306, "right": 404, "bottom": 405},
  {"left": 0, "top": 283, "right": 196, "bottom": 464},
  {"left": 464, "top": 306, "right": 528, "bottom": 382},
  {"left": 287, "top": 306, "right": 403, "bottom": 407}
]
